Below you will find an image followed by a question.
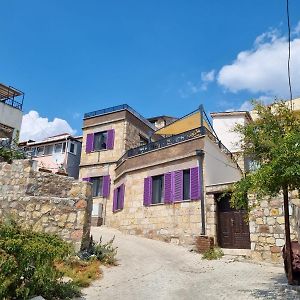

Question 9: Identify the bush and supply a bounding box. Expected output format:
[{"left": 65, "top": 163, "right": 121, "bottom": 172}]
[
  {"left": 79, "top": 235, "right": 118, "bottom": 266},
  {"left": 202, "top": 247, "right": 224, "bottom": 260},
  {"left": 0, "top": 219, "right": 80, "bottom": 299}
]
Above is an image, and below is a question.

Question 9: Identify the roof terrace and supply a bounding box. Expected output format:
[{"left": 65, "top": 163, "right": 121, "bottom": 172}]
[{"left": 0, "top": 83, "right": 24, "bottom": 111}]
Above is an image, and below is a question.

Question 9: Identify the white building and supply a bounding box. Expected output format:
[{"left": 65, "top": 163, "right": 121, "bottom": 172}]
[{"left": 0, "top": 83, "right": 24, "bottom": 144}]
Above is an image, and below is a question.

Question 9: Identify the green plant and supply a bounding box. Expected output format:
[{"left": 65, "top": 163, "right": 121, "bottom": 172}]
[
  {"left": 202, "top": 247, "right": 224, "bottom": 260},
  {"left": 0, "top": 218, "right": 80, "bottom": 299},
  {"left": 79, "top": 235, "right": 118, "bottom": 266}
]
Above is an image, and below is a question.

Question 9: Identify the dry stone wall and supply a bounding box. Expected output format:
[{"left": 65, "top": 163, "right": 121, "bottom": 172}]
[
  {"left": 0, "top": 159, "right": 92, "bottom": 250},
  {"left": 249, "top": 192, "right": 299, "bottom": 264}
]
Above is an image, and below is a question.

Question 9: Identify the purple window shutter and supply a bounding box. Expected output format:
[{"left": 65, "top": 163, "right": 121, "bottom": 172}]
[
  {"left": 143, "top": 177, "right": 152, "bottom": 206},
  {"left": 86, "top": 133, "right": 94, "bottom": 153},
  {"left": 120, "top": 184, "right": 125, "bottom": 209},
  {"left": 164, "top": 172, "right": 172, "bottom": 203},
  {"left": 102, "top": 175, "right": 110, "bottom": 197},
  {"left": 173, "top": 170, "right": 183, "bottom": 201},
  {"left": 190, "top": 167, "right": 200, "bottom": 200},
  {"left": 106, "top": 129, "right": 115, "bottom": 150},
  {"left": 82, "top": 177, "right": 91, "bottom": 182},
  {"left": 112, "top": 188, "right": 118, "bottom": 212}
]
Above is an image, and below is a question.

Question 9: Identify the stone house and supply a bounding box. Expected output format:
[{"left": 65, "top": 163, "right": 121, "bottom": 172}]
[{"left": 79, "top": 104, "right": 248, "bottom": 249}]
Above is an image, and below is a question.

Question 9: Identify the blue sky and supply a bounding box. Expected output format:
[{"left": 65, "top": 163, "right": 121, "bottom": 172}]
[{"left": 1, "top": 0, "right": 300, "bottom": 140}]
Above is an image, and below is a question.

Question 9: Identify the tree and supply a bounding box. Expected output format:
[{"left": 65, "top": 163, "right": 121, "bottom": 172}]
[{"left": 231, "top": 101, "right": 300, "bottom": 284}]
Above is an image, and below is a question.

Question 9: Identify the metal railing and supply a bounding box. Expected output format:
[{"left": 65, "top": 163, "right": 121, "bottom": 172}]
[
  {"left": 84, "top": 104, "right": 155, "bottom": 130},
  {"left": 1, "top": 98, "right": 23, "bottom": 110},
  {"left": 116, "top": 126, "right": 235, "bottom": 166}
]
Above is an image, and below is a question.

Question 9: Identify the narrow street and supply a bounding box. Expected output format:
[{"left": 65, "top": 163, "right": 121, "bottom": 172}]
[{"left": 81, "top": 227, "right": 299, "bottom": 300}]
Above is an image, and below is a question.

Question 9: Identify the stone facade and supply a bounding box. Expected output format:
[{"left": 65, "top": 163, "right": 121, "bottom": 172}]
[
  {"left": 249, "top": 193, "right": 299, "bottom": 264},
  {"left": 0, "top": 159, "right": 92, "bottom": 250},
  {"left": 108, "top": 158, "right": 203, "bottom": 246}
]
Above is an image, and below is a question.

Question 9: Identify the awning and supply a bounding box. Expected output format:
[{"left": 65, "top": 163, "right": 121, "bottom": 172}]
[{"left": 156, "top": 110, "right": 211, "bottom": 135}]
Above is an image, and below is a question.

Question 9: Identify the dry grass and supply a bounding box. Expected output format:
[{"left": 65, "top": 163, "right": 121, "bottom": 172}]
[{"left": 55, "top": 257, "right": 102, "bottom": 287}]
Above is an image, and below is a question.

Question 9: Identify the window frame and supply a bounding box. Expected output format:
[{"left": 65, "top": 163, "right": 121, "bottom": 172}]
[
  {"left": 182, "top": 169, "right": 191, "bottom": 201},
  {"left": 91, "top": 176, "right": 104, "bottom": 198},
  {"left": 151, "top": 175, "right": 164, "bottom": 205},
  {"left": 68, "top": 141, "right": 77, "bottom": 155},
  {"left": 93, "top": 131, "right": 108, "bottom": 151}
]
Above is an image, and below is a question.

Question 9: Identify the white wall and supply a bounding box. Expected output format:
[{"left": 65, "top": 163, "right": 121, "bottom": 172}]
[
  {"left": 212, "top": 115, "right": 246, "bottom": 153},
  {"left": 203, "top": 137, "right": 242, "bottom": 186},
  {"left": 0, "top": 102, "right": 23, "bottom": 140}
]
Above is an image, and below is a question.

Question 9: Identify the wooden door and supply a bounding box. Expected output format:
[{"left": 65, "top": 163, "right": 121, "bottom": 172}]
[{"left": 217, "top": 194, "right": 250, "bottom": 249}]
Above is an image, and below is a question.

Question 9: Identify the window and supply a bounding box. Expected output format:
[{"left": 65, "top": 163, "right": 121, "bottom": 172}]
[
  {"left": 44, "top": 145, "right": 54, "bottom": 155},
  {"left": 36, "top": 146, "right": 44, "bottom": 156},
  {"left": 69, "top": 142, "right": 76, "bottom": 154},
  {"left": 113, "top": 184, "right": 125, "bottom": 212},
  {"left": 152, "top": 175, "right": 164, "bottom": 204},
  {"left": 54, "top": 143, "right": 62, "bottom": 153},
  {"left": 86, "top": 129, "right": 115, "bottom": 153},
  {"left": 62, "top": 142, "right": 66, "bottom": 153},
  {"left": 85, "top": 175, "right": 110, "bottom": 198},
  {"left": 94, "top": 132, "right": 108, "bottom": 151},
  {"left": 91, "top": 177, "right": 104, "bottom": 197},
  {"left": 139, "top": 135, "right": 148, "bottom": 146},
  {"left": 143, "top": 167, "right": 200, "bottom": 206},
  {"left": 183, "top": 169, "right": 191, "bottom": 200}
]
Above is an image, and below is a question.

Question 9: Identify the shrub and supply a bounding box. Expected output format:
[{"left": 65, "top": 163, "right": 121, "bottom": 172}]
[
  {"left": 0, "top": 219, "right": 80, "bottom": 299},
  {"left": 78, "top": 235, "right": 118, "bottom": 266},
  {"left": 202, "top": 247, "right": 224, "bottom": 260}
]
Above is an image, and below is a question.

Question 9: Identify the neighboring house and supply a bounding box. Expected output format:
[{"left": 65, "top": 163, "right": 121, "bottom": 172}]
[
  {"left": 19, "top": 133, "right": 82, "bottom": 178},
  {"left": 79, "top": 104, "right": 244, "bottom": 248},
  {"left": 0, "top": 83, "right": 24, "bottom": 145},
  {"left": 147, "top": 115, "right": 178, "bottom": 130},
  {"left": 209, "top": 98, "right": 300, "bottom": 262}
]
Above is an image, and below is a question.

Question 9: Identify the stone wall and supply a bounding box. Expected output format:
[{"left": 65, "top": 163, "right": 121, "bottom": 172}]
[
  {"left": 249, "top": 192, "right": 299, "bottom": 263},
  {"left": 0, "top": 159, "right": 92, "bottom": 250}
]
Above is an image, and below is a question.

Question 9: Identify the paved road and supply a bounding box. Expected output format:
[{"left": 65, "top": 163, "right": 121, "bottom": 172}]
[{"left": 81, "top": 226, "right": 299, "bottom": 300}]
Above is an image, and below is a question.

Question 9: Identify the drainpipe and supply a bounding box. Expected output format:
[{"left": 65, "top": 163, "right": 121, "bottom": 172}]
[{"left": 196, "top": 149, "right": 206, "bottom": 236}]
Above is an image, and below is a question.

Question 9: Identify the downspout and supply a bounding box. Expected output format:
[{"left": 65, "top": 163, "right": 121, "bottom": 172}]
[{"left": 196, "top": 149, "right": 206, "bottom": 235}]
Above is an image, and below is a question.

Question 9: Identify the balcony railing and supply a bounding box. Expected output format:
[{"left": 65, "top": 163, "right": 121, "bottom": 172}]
[
  {"left": 1, "top": 98, "right": 23, "bottom": 110},
  {"left": 116, "top": 126, "right": 235, "bottom": 166}
]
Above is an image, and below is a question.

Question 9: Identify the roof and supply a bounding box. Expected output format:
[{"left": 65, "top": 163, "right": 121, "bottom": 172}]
[
  {"left": 20, "top": 134, "right": 81, "bottom": 146},
  {"left": 0, "top": 83, "right": 23, "bottom": 100},
  {"left": 210, "top": 111, "right": 252, "bottom": 121},
  {"left": 147, "top": 115, "right": 177, "bottom": 122},
  {"left": 84, "top": 104, "right": 156, "bottom": 130}
]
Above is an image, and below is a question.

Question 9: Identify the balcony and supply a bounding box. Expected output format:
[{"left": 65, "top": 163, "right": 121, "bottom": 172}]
[
  {"left": 0, "top": 83, "right": 24, "bottom": 111},
  {"left": 116, "top": 126, "right": 234, "bottom": 166}
]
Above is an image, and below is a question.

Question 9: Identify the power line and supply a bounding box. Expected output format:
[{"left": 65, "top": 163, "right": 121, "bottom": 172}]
[{"left": 286, "top": 0, "right": 293, "bottom": 108}]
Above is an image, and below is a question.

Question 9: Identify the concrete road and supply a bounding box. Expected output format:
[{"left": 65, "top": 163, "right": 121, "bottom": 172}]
[{"left": 81, "top": 226, "right": 299, "bottom": 300}]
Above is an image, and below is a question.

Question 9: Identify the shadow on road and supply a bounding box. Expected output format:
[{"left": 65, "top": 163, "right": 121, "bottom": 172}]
[{"left": 250, "top": 273, "right": 300, "bottom": 299}]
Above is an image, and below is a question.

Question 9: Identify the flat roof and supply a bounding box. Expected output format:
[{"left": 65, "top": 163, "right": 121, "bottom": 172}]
[
  {"left": 84, "top": 104, "right": 156, "bottom": 130},
  {"left": 0, "top": 83, "right": 23, "bottom": 100},
  {"left": 210, "top": 110, "right": 252, "bottom": 121}
]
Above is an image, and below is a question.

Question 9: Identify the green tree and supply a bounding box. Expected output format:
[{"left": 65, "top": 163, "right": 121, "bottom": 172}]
[{"left": 231, "top": 101, "right": 300, "bottom": 284}]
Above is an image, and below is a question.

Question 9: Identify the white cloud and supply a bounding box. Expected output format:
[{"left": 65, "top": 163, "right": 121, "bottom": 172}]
[
  {"left": 179, "top": 69, "right": 215, "bottom": 97},
  {"left": 200, "top": 70, "right": 215, "bottom": 91},
  {"left": 217, "top": 24, "right": 300, "bottom": 98},
  {"left": 20, "top": 111, "right": 76, "bottom": 141}
]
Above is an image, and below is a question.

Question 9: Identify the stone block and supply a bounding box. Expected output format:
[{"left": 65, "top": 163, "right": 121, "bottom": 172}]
[
  {"left": 270, "top": 208, "right": 279, "bottom": 216},
  {"left": 275, "top": 239, "right": 285, "bottom": 247}
]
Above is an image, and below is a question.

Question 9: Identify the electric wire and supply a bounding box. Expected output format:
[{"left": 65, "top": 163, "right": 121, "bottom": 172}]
[{"left": 286, "top": 0, "right": 293, "bottom": 108}]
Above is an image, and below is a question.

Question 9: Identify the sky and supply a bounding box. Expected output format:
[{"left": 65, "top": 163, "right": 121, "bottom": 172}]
[{"left": 1, "top": 0, "right": 300, "bottom": 141}]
